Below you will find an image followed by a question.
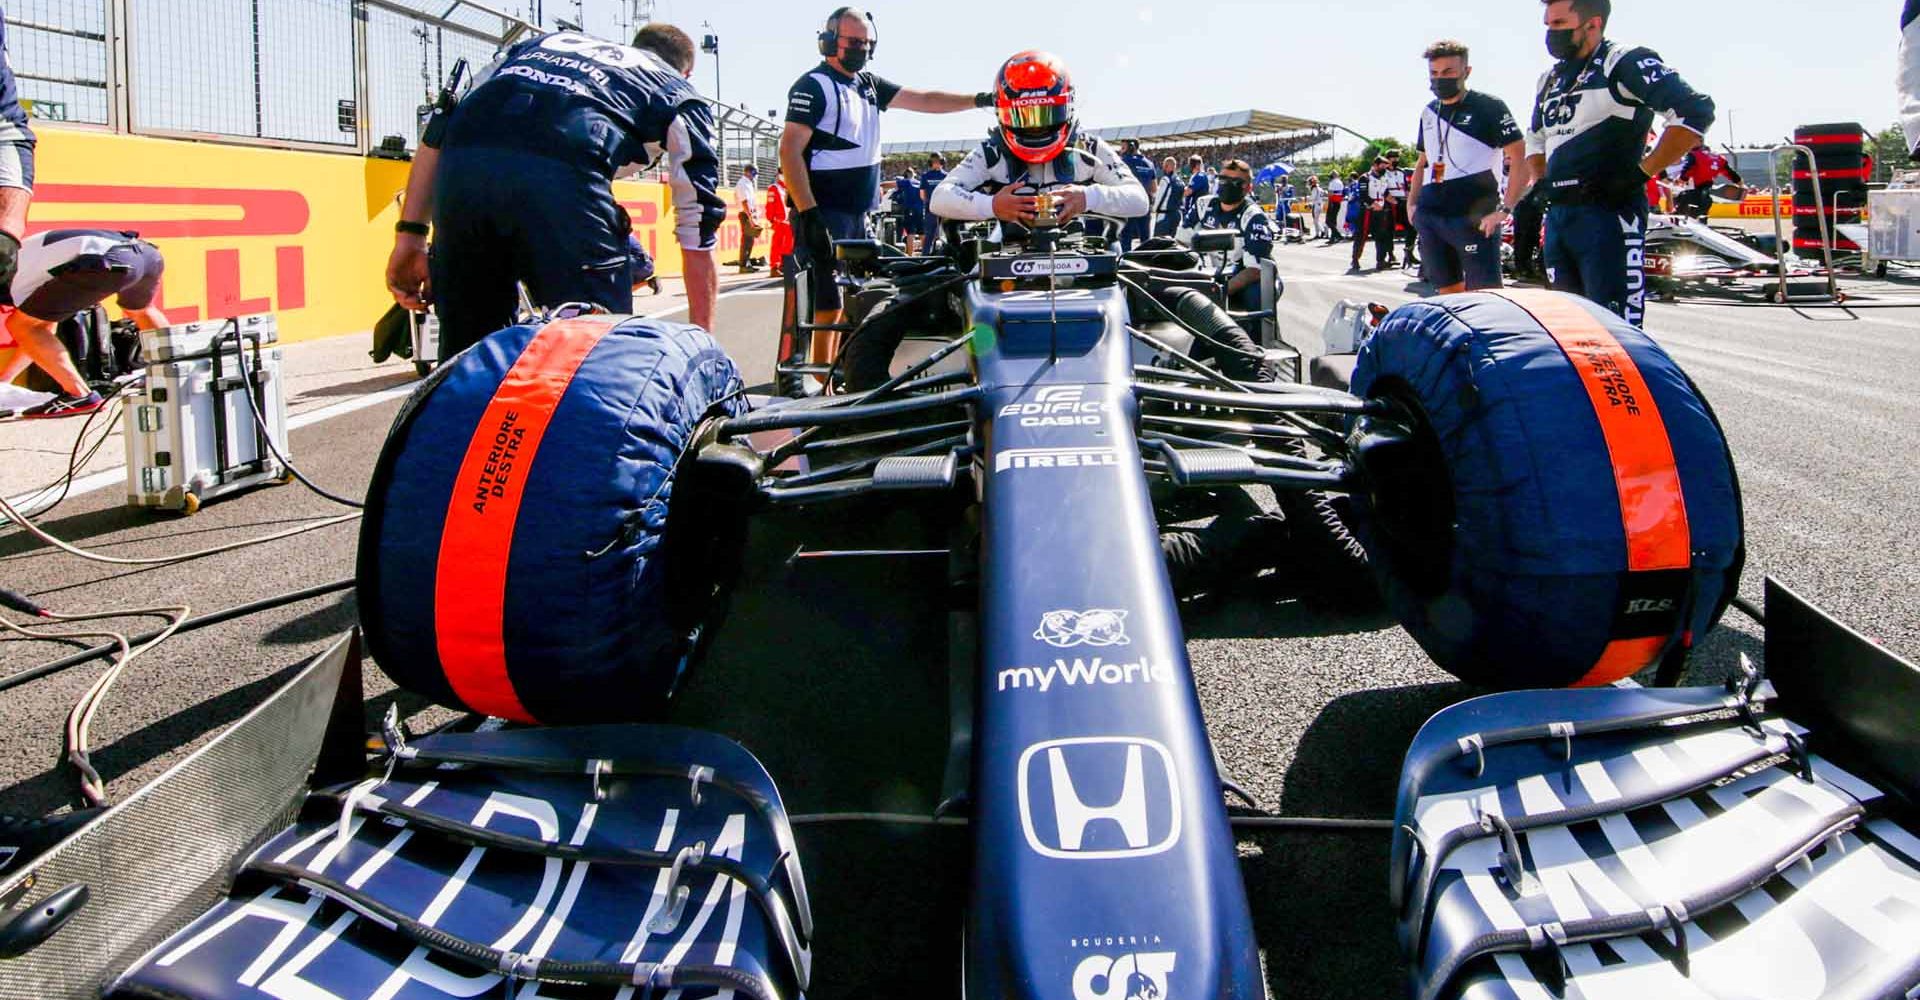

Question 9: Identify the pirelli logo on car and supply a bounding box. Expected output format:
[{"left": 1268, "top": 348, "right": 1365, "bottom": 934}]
[{"left": 993, "top": 446, "right": 1120, "bottom": 473}]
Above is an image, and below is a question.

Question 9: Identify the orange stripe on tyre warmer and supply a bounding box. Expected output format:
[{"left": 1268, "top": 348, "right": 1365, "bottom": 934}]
[
  {"left": 433, "top": 317, "right": 617, "bottom": 721},
  {"left": 1489, "top": 290, "right": 1691, "bottom": 685}
]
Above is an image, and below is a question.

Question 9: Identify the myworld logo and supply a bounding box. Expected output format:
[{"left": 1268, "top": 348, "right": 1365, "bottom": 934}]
[{"left": 997, "top": 655, "right": 1173, "bottom": 693}]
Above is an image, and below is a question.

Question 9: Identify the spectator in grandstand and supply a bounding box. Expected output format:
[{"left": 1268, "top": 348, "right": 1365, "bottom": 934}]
[
  {"left": 1118, "top": 138, "right": 1158, "bottom": 252},
  {"left": 1405, "top": 38, "right": 1528, "bottom": 292},
  {"left": 918, "top": 153, "right": 948, "bottom": 254},
  {"left": 0, "top": 17, "right": 32, "bottom": 302},
  {"left": 766, "top": 168, "right": 793, "bottom": 276},
  {"left": 1322, "top": 172, "right": 1345, "bottom": 242},
  {"left": 894, "top": 165, "right": 926, "bottom": 254},
  {"left": 1527, "top": 0, "right": 1714, "bottom": 326},
  {"left": 385, "top": 24, "right": 724, "bottom": 355},
  {"left": 1183, "top": 153, "right": 1211, "bottom": 218},
  {"left": 735, "top": 164, "right": 762, "bottom": 273},
  {"left": 1152, "top": 156, "right": 1183, "bottom": 237},
  {"left": 1184, "top": 158, "right": 1276, "bottom": 311},
  {"left": 2, "top": 231, "right": 169, "bottom": 418},
  {"left": 780, "top": 7, "right": 989, "bottom": 370},
  {"left": 1350, "top": 157, "right": 1400, "bottom": 271}
]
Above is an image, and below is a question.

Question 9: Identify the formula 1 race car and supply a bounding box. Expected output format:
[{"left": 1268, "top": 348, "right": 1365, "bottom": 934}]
[
  {"left": 8, "top": 214, "right": 1920, "bottom": 1000},
  {"left": 1643, "top": 213, "right": 1833, "bottom": 302}
]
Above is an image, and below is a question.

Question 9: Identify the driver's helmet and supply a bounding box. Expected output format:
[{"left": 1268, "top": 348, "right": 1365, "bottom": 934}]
[{"left": 993, "top": 50, "right": 1076, "bottom": 164}]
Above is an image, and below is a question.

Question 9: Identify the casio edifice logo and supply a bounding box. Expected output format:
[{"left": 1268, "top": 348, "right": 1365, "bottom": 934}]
[{"left": 998, "top": 386, "right": 1107, "bottom": 428}]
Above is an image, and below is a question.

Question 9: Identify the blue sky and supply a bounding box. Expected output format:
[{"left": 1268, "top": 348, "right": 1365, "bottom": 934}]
[{"left": 556, "top": 0, "right": 1905, "bottom": 154}]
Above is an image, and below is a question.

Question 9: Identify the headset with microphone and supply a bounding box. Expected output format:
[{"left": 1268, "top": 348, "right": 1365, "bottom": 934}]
[{"left": 816, "top": 6, "right": 878, "bottom": 60}]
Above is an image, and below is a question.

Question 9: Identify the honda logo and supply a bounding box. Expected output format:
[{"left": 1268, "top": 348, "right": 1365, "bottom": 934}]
[{"left": 1018, "top": 737, "right": 1181, "bottom": 860}]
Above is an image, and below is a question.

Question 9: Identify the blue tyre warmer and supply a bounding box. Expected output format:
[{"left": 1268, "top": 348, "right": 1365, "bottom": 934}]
[
  {"left": 1350, "top": 290, "right": 1742, "bottom": 688},
  {"left": 356, "top": 314, "right": 746, "bottom": 723}
]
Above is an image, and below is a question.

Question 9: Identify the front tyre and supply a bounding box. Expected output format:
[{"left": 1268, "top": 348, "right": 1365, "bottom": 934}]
[{"left": 1350, "top": 290, "right": 1743, "bottom": 688}]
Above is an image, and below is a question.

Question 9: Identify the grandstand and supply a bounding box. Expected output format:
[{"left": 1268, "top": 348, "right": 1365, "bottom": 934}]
[{"left": 880, "top": 108, "right": 1355, "bottom": 177}]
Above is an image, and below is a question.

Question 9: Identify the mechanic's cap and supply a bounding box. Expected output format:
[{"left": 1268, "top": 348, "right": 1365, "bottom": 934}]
[
  {"left": 1373, "top": 154, "right": 1389, "bottom": 164},
  {"left": 994, "top": 50, "right": 1076, "bottom": 164}
]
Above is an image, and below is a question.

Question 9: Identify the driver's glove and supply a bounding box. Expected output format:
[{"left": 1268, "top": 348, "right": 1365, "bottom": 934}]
[{"left": 795, "top": 208, "right": 834, "bottom": 265}]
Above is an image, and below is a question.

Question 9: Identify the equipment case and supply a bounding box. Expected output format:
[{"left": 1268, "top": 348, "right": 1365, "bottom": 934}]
[{"left": 121, "top": 314, "right": 289, "bottom": 514}]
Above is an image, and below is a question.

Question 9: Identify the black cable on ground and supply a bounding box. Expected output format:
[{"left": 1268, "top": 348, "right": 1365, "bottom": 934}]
[
  {"left": 0, "top": 577, "right": 354, "bottom": 694},
  {"left": 1732, "top": 595, "right": 1765, "bottom": 626},
  {"left": 226, "top": 328, "right": 365, "bottom": 509}
]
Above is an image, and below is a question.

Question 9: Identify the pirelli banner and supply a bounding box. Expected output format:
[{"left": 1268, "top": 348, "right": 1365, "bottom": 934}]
[{"left": 24, "top": 128, "right": 751, "bottom": 344}]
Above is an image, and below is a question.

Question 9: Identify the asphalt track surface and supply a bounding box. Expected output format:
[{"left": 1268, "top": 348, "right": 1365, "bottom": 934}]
[{"left": 2, "top": 242, "right": 1918, "bottom": 999}]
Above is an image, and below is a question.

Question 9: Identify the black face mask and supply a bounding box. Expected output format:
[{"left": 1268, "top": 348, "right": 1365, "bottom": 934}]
[
  {"left": 1429, "top": 77, "right": 1463, "bottom": 100},
  {"left": 838, "top": 45, "right": 869, "bottom": 72},
  {"left": 1545, "top": 27, "right": 1581, "bottom": 61},
  {"left": 1217, "top": 178, "right": 1248, "bottom": 204}
]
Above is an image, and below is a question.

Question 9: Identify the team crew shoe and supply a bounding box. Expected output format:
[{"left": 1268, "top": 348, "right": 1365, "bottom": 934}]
[{"left": 20, "top": 390, "right": 104, "bottom": 419}]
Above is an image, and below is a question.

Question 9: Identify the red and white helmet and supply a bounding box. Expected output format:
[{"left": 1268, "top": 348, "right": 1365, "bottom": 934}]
[{"left": 994, "top": 50, "right": 1076, "bottom": 164}]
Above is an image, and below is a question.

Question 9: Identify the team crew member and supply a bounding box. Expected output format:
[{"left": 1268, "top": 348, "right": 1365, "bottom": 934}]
[
  {"left": 1349, "top": 156, "right": 1400, "bottom": 271},
  {"left": 1183, "top": 158, "right": 1275, "bottom": 311},
  {"left": 3, "top": 230, "right": 170, "bottom": 418},
  {"left": 766, "top": 168, "right": 793, "bottom": 276},
  {"left": 1321, "top": 171, "right": 1345, "bottom": 241},
  {"left": 917, "top": 153, "right": 948, "bottom": 254},
  {"left": 1117, "top": 138, "right": 1157, "bottom": 252},
  {"left": 1151, "top": 156, "right": 1183, "bottom": 236},
  {"left": 1406, "top": 39, "right": 1528, "bottom": 292},
  {"left": 1672, "top": 144, "right": 1740, "bottom": 218},
  {"left": 893, "top": 165, "right": 926, "bottom": 253},
  {"left": 780, "top": 7, "right": 987, "bottom": 368},
  {"left": 1527, "top": 0, "right": 1714, "bottom": 326},
  {"left": 385, "top": 24, "right": 724, "bottom": 354},
  {"left": 1181, "top": 153, "right": 1210, "bottom": 220},
  {"left": 734, "top": 164, "right": 762, "bottom": 273},
  {"left": 0, "top": 16, "right": 32, "bottom": 298},
  {"left": 1385, "top": 150, "right": 1418, "bottom": 266}
]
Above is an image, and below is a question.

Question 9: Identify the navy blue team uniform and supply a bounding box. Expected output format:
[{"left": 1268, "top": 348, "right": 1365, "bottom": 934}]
[
  {"left": 1414, "top": 89, "right": 1523, "bottom": 289},
  {"left": 1118, "top": 148, "right": 1157, "bottom": 251},
  {"left": 785, "top": 61, "right": 899, "bottom": 310},
  {"left": 425, "top": 31, "right": 726, "bottom": 357},
  {"left": 894, "top": 172, "right": 924, "bottom": 236},
  {"left": 1527, "top": 40, "right": 1712, "bottom": 326},
  {"left": 917, "top": 166, "right": 946, "bottom": 253}
]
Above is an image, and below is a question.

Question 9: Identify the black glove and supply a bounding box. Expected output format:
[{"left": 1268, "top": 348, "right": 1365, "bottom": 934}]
[
  {"left": 795, "top": 207, "right": 833, "bottom": 264},
  {"left": 0, "top": 231, "right": 18, "bottom": 292}
]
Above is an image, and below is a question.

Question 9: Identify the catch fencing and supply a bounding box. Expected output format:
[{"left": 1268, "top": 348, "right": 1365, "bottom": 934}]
[{"left": 4, "top": 0, "right": 776, "bottom": 181}]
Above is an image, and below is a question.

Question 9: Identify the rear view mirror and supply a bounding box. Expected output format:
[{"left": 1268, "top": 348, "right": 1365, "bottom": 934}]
[{"left": 1190, "top": 229, "right": 1240, "bottom": 254}]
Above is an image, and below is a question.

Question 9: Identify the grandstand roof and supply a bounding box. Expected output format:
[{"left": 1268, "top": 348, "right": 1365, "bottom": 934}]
[{"left": 881, "top": 109, "right": 1331, "bottom": 155}]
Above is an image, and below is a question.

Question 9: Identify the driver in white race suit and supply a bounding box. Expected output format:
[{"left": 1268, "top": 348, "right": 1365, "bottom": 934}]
[
  {"left": 928, "top": 51, "right": 1147, "bottom": 238},
  {"left": 929, "top": 51, "right": 1282, "bottom": 590}
]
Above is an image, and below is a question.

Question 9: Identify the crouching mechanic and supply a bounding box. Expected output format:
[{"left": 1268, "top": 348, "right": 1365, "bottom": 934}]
[
  {"left": 2, "top": 230, "right": 170, "bottom": 418},
  {"left": 1183, "top": 158, "right": 1275, "bottom": 311},
  {"left": 1526, "top": 0, "right": 1713, "bottom": 326},
  {"left": 384, "top": 24, "right": 726, "bottom": 357}
]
